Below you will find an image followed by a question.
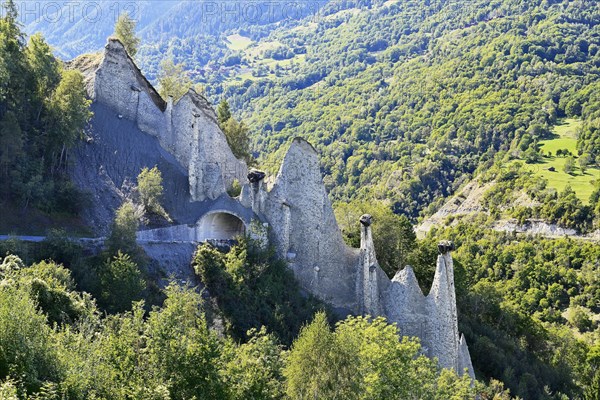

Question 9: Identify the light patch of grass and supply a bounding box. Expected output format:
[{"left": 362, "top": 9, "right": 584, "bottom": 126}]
[
  {"left": 225, "top": 34, "right": 253, "bottom": 51},
  {"left": 290, "top": 22, "right": 318, "bottom": 34},
  {"left": 245, "top": 40, "right": 282, "bottom": 59},
  {"left": 259, "top": 54, "right": 306, "bottom": 67},
  {"left": 237, "top": 71, "right": 257, "bottom": 81},
  {"left": 538, "top": 118, "right": 580, "bottom": 155},
  {"left": 226, "top": 53, "right": 305, "bottom": 84},
  {"left": 522, "top": 119, "right": 600, "bottom": 203},
  {"left": 552, "top": 118, "right": 580, "bottom": 139},
  {"left": 523, "top": 161, "right": 599, "bottom": 203}
]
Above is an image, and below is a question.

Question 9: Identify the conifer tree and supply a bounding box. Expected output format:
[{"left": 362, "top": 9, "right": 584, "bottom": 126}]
[
  {"left": 217, "top": 99, "right": 232, "bottom": 125},
  {"left": 114, "top": 12, "right": 140, "bottom": 57}
]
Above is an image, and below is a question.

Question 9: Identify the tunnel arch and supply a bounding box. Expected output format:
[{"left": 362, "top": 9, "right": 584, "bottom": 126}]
[{"left": 196, "top": 211, "right": 247, "bottom": 242}]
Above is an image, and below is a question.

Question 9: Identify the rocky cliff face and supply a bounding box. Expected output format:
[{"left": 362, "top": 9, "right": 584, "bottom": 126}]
[
  {"left": 417, "top": 179, "right": 600, "bottom": 242},
  {"left": 75, "top": 38, "right": 473, "bottom": 376},
  {"left": 356, "top": 220, "right": 473, "bottom": 376},
  {"left": 258, "top": 138, "right": 473, "bottom": 377},
  {"left": 263, "top": 138, "right": 360, "bottom": 313},
  {"left": 91, "top": 38, "right": 246, "bottom": 202}
]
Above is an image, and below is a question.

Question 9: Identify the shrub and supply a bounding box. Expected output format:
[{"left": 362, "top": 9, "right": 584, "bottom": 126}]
[
  {"left": 137, "top": 166, "right": 170, "bottom": 221},
  {"left": 99, "top": 251, "right": 145, "bottom": 313},
  {"left": 0, "top": 283, "right": 59, "bottom": 390},
  {"left": 106, "top": 201, "right": 142, "bottom": 256},
  {"left": 192, "top": 238, "right": 327, "bottom": 345}
]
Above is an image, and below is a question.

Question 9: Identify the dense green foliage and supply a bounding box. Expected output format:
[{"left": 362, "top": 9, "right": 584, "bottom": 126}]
[
  {"left": 105, "top": 201, "right": 142, "bottom": 256},
  {"left": 478, "top": 160, "right": 597, "bottom": 232},
  {"left": 0, "top": 1, "right": 91, "bottom": 214},
  {"left": 137, "top": 166, "right": 163, "bottom": 211},
  {"left": 422, "top": 221, "right": 600, "bottom": 399},
  {"left": 137, "top": 166, "right": 170, "bottom": 221},
  {"left": 0, "top": 226, "right": 159, "bottom": 317},
  {"left": 1, "top": 252, "right": 508, "bottom": 399},
  {"left": 217, "top": 99, "right": 232, "bottom": 125},
  {"left": 192, "top": 238, "right": 326, "bottom": 345},
  {"left": 284, "top": 312, "right": 480, "bottom": 400},
  {"left": 114, "top": 12, "right": 140, "bottom": 58},
  {"left": 98, "top": 251, "right": 146, "bottom": 314},
  {"left": 204, "top": 0, "right": 600, "bottom": 220},
  {"left": 157, "top": 58, "right": 193, "bottom": 101},
  {"left": 216, "top": 99, "right": 254, "bottom": 165},
  {"left": 335, "top": 199, "right": 417, "bottom": 277}
]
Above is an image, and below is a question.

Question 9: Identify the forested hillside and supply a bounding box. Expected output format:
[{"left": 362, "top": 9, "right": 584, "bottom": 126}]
[
  {"left": 2, "top": 1, "right": 600, "bottom": 399},
  {"left": 208, "top": 0, "right": 600, "bottom": 221},
  {"left": 18, "top": 0, "right": 600, "bottom": 223},
  {"left": 0, "top": 0, "right": 91, "bottom": 230},
  {"left": 17, "top": 0, "right": 327, "bottom": 78},
  {"left": 423, "top": 222, "right": 600, "bottom": 399}
]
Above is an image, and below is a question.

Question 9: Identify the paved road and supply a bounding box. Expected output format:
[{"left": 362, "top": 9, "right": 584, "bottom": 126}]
[
  {"left": 0, "top": 235, "right": 47, "bottom": 242},
  {"left": 0, "top": 235, "right": 206, "bottom": 245},
  {"left": 0, "top": 235, "right": 106, "bottom": 243}
]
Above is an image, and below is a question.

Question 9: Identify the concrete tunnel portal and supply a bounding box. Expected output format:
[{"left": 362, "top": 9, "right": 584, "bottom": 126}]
[
  {"left": 135, "top": 205, "right": 254, "bottom": 244},
  {"left": 196, "top": 211, "right": 246, "bottom": 242}
]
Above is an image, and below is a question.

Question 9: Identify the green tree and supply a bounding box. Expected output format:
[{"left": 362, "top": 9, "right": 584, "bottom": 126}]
[
  {"left": 335, "top": 200, "right": 417, "bottom": 277},
  {"left": 0, "top": 266, "right": 60, "bottom": 390},
  {"left": 0, "top": 111, "right": 22, "bottom": 179},
  {"left": 137, "top": 165, "right": 169, "bottom": 219},
  {"left": 565, "top": 306, "right": 593, "bottom": 332},
  {"left": 221, "top": 327, "right": 284, "bottom": 400},
  {"left": 114, "top": 12, "right": 140, "bottom": 57},
  {"left": 524, "top": 145, "right": 542, "bottom": 164},
  {"left": 284, "top": 313, "right": 476, "bottom": 400},
  {"left": 25, "top": 33, "right": 60, "bottom": 118},
  {"left": 217, "top": 99, "right": 232, "bottom": 126},
  {"left": 1, "top": 0, "right": 18, "bottom": 29},
  {"left": 579, "top": 153, "right": 592, "bottom": 174},
  {"left": 284, "top": 312, "right": 349, "bottom": 399},
  {"left": 563, "top": 156, "right": 576, "bottom": 174},
  {"left": 0, "top": 0, "right": 27, "bottom": 115},
  {"left": 157, "top": 58, "right": 191, "bottom": 101},
  {"left": 146, "top": 284, "right": 226, "bottom": 399},
  {"left": 15, "top": 259, "right": 95, "bottom": 325},
  {"left": 100, "top": 251, "right": 145, "bottom": 313},
  {"left": 222, "top": 117, "right": 253, "bottom": 164},
  {"left": 584, "top": 345, "right": 600, "bottom": 400},
  {"left": 45, "top": 70, "right": 92, "bottom": 172},
  {"left": 106, "top": 201, "right": 141, "bottom": 256},
  {"left": 591, "top": 180, "right": 600, "bottom": 227}
]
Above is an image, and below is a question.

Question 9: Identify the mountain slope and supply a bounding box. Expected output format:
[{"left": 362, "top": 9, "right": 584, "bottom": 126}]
[
  {"left": 212, "top": 0, "right": 600, "bottom": 219},
  {"left": 18, "top": 0, "right": 328, "bottom": 78}
]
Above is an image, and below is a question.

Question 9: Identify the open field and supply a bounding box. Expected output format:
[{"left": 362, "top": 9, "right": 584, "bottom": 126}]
[
  {"left": 523, "top": 119, "right": 600, "bottom": 203},
  {"left": 225, "top": 34, "right": 253, "bottom": 50},
  {"left": 259, "top": 53, "right": 306, "bottom": 67}
]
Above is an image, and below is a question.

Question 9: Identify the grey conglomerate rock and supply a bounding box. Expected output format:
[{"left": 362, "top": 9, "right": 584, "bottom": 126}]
[
  {"left": 72, "top": 38, "right": 474, "bottom": 378},
  {"left": 247, "top": 168, "right": 266, "bottom": 183}
]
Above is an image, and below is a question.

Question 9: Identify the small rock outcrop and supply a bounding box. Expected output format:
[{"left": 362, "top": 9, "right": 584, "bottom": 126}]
[
  {"left": 247, "top": 168, "right": 266, "bottom": 183},
  {"left": 355, "top": 218, "right": 474, "bottom": 377}
]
